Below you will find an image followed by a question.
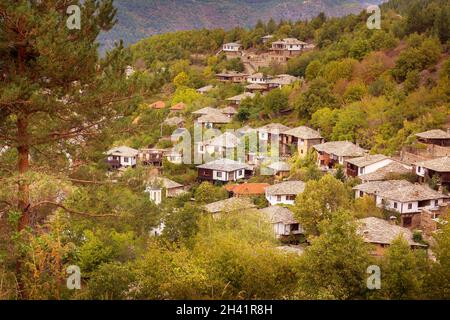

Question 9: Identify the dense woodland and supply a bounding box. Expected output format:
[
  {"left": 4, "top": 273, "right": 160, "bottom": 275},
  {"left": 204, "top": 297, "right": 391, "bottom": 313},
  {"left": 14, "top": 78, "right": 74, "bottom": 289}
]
[{"left": 0, "top": 0, "right": 449, "bottom": 300}]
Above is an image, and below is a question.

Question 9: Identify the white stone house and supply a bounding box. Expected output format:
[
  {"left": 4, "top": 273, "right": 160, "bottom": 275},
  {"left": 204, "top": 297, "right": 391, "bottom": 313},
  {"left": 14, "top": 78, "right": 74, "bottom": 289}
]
[
  {"left": 353, "top": 180, "right": 412, "bottom": 199},
  {"left": 353, "top": 180, "right": 449, "bottom": 228},
  {"left": 223, "top": 42, "right": 243, "bottom": 52},
  {"left": 196, "top": 112, "right": 231, "bottom": 129},
  {"left": 197, "top": 158, "right": 252, "bottom": 183},
  {"left": 265, "top": 181, "right": 306, "bottom": 206},
  {"left": 197, "top": 132, "right": 240, "bottom": 158},
  {"left": 345, "top": 154, "right": 393, "bottom": 178},
  {"left": 376, "top": 184, "right": 448, "bottom": 215},
  {"left": 247, "top": 73, "right": 271, "bottom": 84},
  {"left": 260, "top": 206, "right": 304, "bottom": 238},
  {"left": 145, "top": 177, "right": 185, "bottom": 205},
  {"left": 257, "top": 123, "right": 291, "bottom": 143},
  {"left": 106, "top": 146, "right": 139, "bottom": 169},
  {"left": 313, "top": 141, "right": 367, "bottom": 169}
]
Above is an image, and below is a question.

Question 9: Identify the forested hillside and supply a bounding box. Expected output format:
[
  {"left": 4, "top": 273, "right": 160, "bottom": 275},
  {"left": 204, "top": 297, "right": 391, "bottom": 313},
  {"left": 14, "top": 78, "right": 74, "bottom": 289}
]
[
  {"left": 0, "top": 0, "right": 449, "bottom": 300},
  {"left": 99, "top": 0, "right": 384, "bottom": 48}
]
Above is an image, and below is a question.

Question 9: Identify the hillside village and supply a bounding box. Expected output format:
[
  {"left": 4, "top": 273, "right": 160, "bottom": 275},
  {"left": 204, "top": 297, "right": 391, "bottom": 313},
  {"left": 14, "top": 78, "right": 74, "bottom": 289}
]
[
  {"left": 1, "top": 0, "right": 450, "bottom": 300},
  {"left": 108, "top": 32, "right": 450, "bottom": 256}
]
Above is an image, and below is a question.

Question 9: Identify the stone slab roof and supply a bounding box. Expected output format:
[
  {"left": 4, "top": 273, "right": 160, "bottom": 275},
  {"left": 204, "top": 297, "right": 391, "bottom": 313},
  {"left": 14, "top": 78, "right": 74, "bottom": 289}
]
[
  {"left": 260, "top": 206, "right": 298, "bottom": 224},
  {"left": 204, "top": 197, "right": 256, "bottom": 214},
  {"left": 192, "top": 107, "right": 222, "bottom": 115},
  {"left": 283, "top": 126, "right": 322, "bottom": 140},
  {"left": 265, "top": 181, "right": 305, "bottom": 196},
  {"left": 197, "top": 158, "right": 250, "bottom": 172},
  {"left": 358, "top": 217, "right": 426, "bottom": 247},
  {"left": 196, "top": 85, "right": 214, "bottom": 93},
  {"left": 226, "top": 92, "right": 255, "bottom": 102},
  {"left": 346, "top": 154, "right": 390, "bottom": 167},
  {"left": 359, "top": 161, "right": 412, "bottom": 181},
  {"left": 106, "top": 146, "right": 139, "bottom": 157},
  {"left": 353, "top": 180, "right": 412, "bottom": 195},
  {"left": 378, "top": 184, "right": 449, "bottom": 202},
  {"left": 415, "top": 157, "right": 450, "bottom": 172},
  {"left": 202, "top": 132, "right": 240, "bottom": 148},
  {"left": 148, "top": 177, "right": 183, "bottom": 190},
  {"left": 415, "top": 129, "right": 450, "bottom": 140},
  {"left": 267, "top": 161, "right": 291, "bottom": 172},
  {"left": 164, "top": 116, "right": 184, "bottom": 127},
  {"left": 197, "top": 112, "right": 231, "bottom": 124},
  {"left": 258, "top": 123, "right": 291, "bottom": 134},
  {"left": 221, "top": 106, "right": 238, "bottom": 115},
  {"left": 313, "top": 141, "right": 367, "bottom": 157}
]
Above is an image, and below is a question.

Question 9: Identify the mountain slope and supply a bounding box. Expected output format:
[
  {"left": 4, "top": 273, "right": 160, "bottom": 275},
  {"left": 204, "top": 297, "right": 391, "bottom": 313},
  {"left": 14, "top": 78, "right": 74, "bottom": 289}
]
[{"left": 99, "top": 0, "right": 383, "bottom": 48}]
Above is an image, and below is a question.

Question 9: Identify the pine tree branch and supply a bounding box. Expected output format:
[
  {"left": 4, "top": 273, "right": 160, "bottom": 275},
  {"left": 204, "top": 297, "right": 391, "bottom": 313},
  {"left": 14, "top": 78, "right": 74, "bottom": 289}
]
[{"left": 30, "top": 201, "right": 121, "bottom": 218}]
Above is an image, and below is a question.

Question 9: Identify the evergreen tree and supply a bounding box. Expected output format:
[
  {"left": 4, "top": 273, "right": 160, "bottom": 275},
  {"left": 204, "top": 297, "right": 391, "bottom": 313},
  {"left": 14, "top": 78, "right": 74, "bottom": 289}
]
[{"left": 0, "top": 0, "right": 140, "bottom": 296}]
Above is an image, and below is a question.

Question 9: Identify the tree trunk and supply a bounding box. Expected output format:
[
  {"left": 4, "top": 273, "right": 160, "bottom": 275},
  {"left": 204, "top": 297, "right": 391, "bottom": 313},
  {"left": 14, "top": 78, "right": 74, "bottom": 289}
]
[{"left": 16, "top": 114, "right": 30, "bottom": 298}]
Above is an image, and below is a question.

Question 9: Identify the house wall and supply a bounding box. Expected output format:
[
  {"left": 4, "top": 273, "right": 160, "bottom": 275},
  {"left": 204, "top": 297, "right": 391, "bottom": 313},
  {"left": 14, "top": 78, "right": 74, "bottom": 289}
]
[
  {"left": 146, "top": 188, "right": 162, "bottom": 205},
  {"left": 361, "top": 159, "right": 393, "bottom": 176},
  {"left": 317, "top": 151, "right": 334, "bottom": 168},
  {"left": 266, "top": 194, "right": 296, "bottom": 206},
  {"left": 167, "top": 154, "right": 182, "bottom": 164},
  {"left": 108, "top": 155, "right": 136, "bottom": 167},
  {"left": 355, "top": 190, "right": 373, "bottom": 199},
  {"left": 376, "top": 196, "right": 445, "bottom": 214},
  {"left": 274, "top": 170, "right": 290, "bottom": 179},
  {"left": 223, "top": 44, "right": 241, "bottom": 52},
  {"left": 247, "top": 77, "right": 267, "bottom": 84},
  {"left": 415, "top": 165, "right": 426, "bottom": 177},
  {"left": 213, "top": 169, "right": 245, "bottom": 182},
  {"left": 297, "top": 138, "right": 323, "bottom": 156},
  {"left": 273, "top": 222, "right": 303, "bottom": 237},
  {"left": 286, "top": 44, "right": 304, "bottom": 51},
  {"left": 259, "top": 131, "right": 268, "bottom": 141}
]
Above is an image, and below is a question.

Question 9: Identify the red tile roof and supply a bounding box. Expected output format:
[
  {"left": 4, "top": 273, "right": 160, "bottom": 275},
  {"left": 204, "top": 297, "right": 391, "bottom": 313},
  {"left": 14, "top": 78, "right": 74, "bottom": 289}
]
[
  {"left": 150, "top": 101, "right": 165, "bottom": 109},
  {"left": 226, "top": 183, "right": 271, "bottom": 196},
  {"left": 171, "top": 102, "right": 186, "bottom": 111}
]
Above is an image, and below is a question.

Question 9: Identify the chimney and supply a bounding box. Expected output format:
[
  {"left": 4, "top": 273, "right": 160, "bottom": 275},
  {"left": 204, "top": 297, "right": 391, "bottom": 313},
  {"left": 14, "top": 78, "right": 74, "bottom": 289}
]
[{"left": 389, "top": 216, "right": 397, "bottom": 225}]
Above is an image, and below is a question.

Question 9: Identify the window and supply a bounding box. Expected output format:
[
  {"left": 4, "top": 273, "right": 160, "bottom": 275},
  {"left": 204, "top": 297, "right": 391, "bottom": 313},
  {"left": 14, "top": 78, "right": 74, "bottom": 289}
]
[
  {"left": 408, "top": 203, "right": 413, "bottom": 210},
  {"left": 124, "top": 157, "right": 129, "bottom": 163},
  {"left": 199, "top": 145, "right": 204, "bottom": 152},
  {"left": 286, "top": 195, "right": 296, "bottom": 201},
  {"left": 277, "top": 195, "right": 282, "bottom": 202},
  {"left": 360, "top": 167, "right": 364, "bottom": 174},
  {"left": 290, "top": 224, "right": 299, "bottom": 232},
  {"left": 435, "top": 200, "right": 439, "bottom": 207},
  {"left": 239, "top": 170, "right": 243, "bottom": 176},
  {"left": 393, "top": 202, "right": 398, "bottom": 209},
  {"left": 216, "top": 172, "right": 222, "bottom": 178},
  {"left": 360, "top": 191, "right": 364, "bottom": 197}
]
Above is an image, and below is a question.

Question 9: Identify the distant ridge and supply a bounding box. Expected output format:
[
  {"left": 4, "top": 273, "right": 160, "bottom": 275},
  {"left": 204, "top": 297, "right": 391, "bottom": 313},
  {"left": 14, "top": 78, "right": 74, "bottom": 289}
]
[{"left": 99, "top": 0, "right": 384, "bottom": 49}]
